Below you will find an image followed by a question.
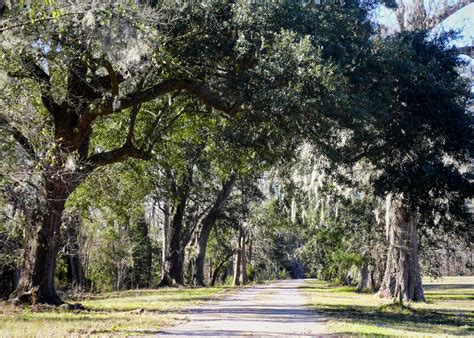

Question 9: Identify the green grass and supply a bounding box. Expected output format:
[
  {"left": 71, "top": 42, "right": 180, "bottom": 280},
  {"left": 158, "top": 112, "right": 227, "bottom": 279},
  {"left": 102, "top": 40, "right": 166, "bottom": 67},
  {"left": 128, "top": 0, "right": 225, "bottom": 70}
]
[
  {"left": 0, "top": 286, "right": 233, "bottom": 336},
  {"left": 304, "top": 276, "right": 474, "bottom": 336}
]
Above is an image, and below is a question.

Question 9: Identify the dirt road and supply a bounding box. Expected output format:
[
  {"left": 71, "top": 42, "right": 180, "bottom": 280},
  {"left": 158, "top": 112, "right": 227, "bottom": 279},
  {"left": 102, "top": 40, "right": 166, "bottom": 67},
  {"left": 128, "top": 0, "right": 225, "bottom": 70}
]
[{"left": 159, "top": 279, "right": 327, "bottom": 337}]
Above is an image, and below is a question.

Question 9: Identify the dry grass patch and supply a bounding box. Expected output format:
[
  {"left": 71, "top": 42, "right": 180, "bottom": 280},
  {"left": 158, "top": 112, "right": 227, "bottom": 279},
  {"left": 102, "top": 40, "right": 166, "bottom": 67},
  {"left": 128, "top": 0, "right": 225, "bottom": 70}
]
[
  {"left": 0, "top": 286, "right": 233, "bottom": 336},
  {"left": 304, "top": 276, "right": 473, "bottom": 337}
]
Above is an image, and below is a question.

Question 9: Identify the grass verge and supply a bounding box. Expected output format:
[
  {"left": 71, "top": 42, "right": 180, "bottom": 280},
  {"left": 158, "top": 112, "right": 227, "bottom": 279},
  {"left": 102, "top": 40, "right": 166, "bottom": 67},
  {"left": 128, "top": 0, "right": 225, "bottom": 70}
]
[
  {"left": 0, "top": 286, "right": 233, "bottom": 336},
  {"left": 304, "top": 276, "right": 473, "bottom": 336}
]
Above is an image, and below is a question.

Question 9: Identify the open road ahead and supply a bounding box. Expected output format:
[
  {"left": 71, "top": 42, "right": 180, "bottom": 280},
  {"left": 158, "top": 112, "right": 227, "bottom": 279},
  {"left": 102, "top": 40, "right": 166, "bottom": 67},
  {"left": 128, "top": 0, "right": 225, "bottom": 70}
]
[{"left": 159, "top": 279, "right": 327, "bottom": 337}]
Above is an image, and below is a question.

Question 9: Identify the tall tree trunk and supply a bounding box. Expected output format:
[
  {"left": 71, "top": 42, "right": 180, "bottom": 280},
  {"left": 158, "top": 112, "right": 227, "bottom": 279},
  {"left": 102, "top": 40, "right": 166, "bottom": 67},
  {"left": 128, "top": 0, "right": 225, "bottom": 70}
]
[
  {"left": 241, "top": 227, "right": 247, "bottom": 285},
  {"left": 64, "top": 211, "right": 85, "bottom": 288},
  {"left": 66, "top": 255, "right": 85, "bottom": 288},
  {"left": 358, "top": 261, "right": 370, "bottom": 293},
  {"left": 369, "top": 267, "right": 377, "bottom": 292},
  {"left": 161, "top": 200, "right": 170, "bottom": 278},
  {"left": 9, "top": 176, "right": 70, "bottom": 305},
  {"left": 221, "top": 266, "right": 229, "bottom": 284},
  {"left": 194, "top": 225, "right": 212, "bottom": 286},
  {"left": 159, "top": 206, "right": 185, "bottom": 286},
  {"left": 379, "top": 197, "right": 425, "bottom": 302},
  {"left": 233, "top": 252, "right": 241, "bottom": 286},
  {"left": 159, "top": 168, "right": 193, "bottom": 287},
  {"left": 210, "top": 253, "right": 233, "bottom": 286},
  {"left": 233, "top": 228, "right": 242, "bottom": 286},
  {"left": 209, "top": 259, "right": 213, "bottom": 280},
  {"left": 194, "top": 174, "right": 236, "bottom": 286}
]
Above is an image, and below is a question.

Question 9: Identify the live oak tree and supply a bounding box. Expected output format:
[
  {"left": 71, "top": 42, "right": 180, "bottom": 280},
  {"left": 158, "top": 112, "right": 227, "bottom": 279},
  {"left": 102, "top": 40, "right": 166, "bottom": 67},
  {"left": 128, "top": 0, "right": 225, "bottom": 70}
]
[
  {"left": 1, "top": 3, "right": 185, "bottom": 304},
  {"left": 149, "top": 112, "right": 216, "bottom": 287},
  {"left": 356, "top": 32, "right": 473, "bottom": 301},
  {"left": 0, "top": 2, "right": 225, "bottom": 303},
  {"left": 2, "top": 0, "right": 368, "bottom": 304},
  {"left": 175, "top": 0, "right": 379, "bottom": 285},
  {"left": 149, "top": 110, "right": 254, "bottom": 287}
]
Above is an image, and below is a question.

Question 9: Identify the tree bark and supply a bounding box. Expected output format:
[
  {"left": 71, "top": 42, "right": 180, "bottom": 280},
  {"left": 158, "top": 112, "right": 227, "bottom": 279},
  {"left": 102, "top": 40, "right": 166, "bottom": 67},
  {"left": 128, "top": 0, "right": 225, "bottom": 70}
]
[
  {"left": 210, "top": 253, "right": 233, "bottom": 286},
  {"left": 64, "top": 211, "right": 85, "bottom": 288},
  {"left": 241, "top": 228, "right": 247, "bottom": 285},
  {"left": 233, "top": 251, "right": 241, "bottom": 286},
  {"left": 66, "top": 255, "right": 85, "bottom": 288},
  {"left": 159, "top": 171, "right": 192, "bottom": 287},
  {"left": 159, "top": 202, "right": 186, "bottom": 286},
  {"left": 161, "top": 200, "right": 170, "bottom": 278},
  {"left": 358, "top": 261, "right": 370, "bottom": 293},
  {"left": 9, "top": 176, "right": 69, "bottom": 305},
  {"left": 233, "top": 228, "right": 242, "bottom": 286},
  {"left": 379, "top": 197, "right": 425, "bottom": 302},
  {"left": 194, "top": 174, "right": 236, "bottom": 286}
]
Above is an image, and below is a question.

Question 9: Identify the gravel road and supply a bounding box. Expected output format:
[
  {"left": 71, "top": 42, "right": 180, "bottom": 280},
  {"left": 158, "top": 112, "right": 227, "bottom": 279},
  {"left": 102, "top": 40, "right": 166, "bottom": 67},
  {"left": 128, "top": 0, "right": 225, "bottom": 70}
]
[{"left": 159, "top": 279, "right": 327, "bottom": 337}]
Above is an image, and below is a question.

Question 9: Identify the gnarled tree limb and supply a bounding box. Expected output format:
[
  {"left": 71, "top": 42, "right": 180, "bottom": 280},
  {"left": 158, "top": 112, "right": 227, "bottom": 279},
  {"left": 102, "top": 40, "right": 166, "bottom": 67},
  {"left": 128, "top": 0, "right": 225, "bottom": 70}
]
[{"left": 84, "top": 142, "right": 151, "bottom": 172}]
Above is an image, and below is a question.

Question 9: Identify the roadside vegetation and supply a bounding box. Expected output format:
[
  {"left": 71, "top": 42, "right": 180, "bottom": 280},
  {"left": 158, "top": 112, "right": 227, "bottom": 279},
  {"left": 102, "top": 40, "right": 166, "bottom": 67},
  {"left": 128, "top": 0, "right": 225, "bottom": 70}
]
[
  {"left": 0, "top": 286, "right": 232, "bottom": 336},
  {"left": 304, "top": 276, "right": 474, "bottom": 336}
]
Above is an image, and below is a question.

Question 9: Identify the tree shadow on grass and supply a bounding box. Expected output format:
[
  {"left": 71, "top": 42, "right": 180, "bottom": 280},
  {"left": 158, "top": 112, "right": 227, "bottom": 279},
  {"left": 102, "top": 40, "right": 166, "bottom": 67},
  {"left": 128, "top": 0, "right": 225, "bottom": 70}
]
[
  {"left": 83, "top": 287, "right": 232, "bottom": 301},
  {"left": 311, "top": 303, "right": 473, "bottom": 336},
  {"left": 424, "top": 284, "right": 474, "bottom": 290}
]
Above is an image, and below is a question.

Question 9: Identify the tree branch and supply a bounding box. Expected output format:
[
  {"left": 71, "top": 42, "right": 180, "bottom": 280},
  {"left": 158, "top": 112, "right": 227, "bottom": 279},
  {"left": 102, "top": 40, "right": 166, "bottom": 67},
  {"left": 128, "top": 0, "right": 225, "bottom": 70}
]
[
  {"left": 457, "top": 45, "right": 473, "bottom": 57},
  {"left": 84, "top": 142, "right": 151, "bottom": 172},
  {"left": 0, "top": 11, "right": 86, "bottom": 33},
  {"left": 109, "top": 78, "right": 242, "bottom": 116},
  {"left": 126, "top": 104, "right": 141, "bottom": 144},
  {"left": 431, "top": 0, "right": 473, "bottom": 27},
  {"left": 0, "top": 115, "right": 37, "bottom": 160},
  {"left": 102, "top": 59, "right": 119, "bottom": 97},
  {"left": 78, "top": 78, "right": 243, "bottom": 150},
  {"left": 13, "top": 56, "right": 61, "bottom": 117}
]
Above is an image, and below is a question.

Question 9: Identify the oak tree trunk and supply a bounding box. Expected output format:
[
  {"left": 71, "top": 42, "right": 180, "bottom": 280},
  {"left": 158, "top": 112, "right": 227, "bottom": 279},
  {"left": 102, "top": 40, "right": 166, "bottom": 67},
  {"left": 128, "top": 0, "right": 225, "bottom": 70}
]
[
  {"left": 210, "top": 253, "right": 233, "bottom": 286},
  {"left": 358, "top": 261, "right": 370, "bottom": 293},
  {"left": 159, "top": 198, "right": 186, "bottom": 286},
  {"left": 193, "top": 174, "right": 236, "bottom": 286},
  {"left": 66, "top": 255, "right": 85, "bottom": 289},
  {"left": 161, "top": 201, "right": 170, "bottom": 278},
  {"left": 233, "top": 252, "right": 241, "bottom": 286},
  {"left": 379, "top": 197, "right": 425, "bottom": 302},
  {"left": 10, "top": 176, "right": 69, "bottom": 305},
  {"left": 194, "top": 232, "right": 210, "bottom": 286},
  {"left": 233, "top": 228, "right": 242, "bottom": 286},
  {"left": 64, "top": 212, "right": 85, "bottom": 288},
  {"left": 241, "top": 228, "right": 247, "bottom": 285}
]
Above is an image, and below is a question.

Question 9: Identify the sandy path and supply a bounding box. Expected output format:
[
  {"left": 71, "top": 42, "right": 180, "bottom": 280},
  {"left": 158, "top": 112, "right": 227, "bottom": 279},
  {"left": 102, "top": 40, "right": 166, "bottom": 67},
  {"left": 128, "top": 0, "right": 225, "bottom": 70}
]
[{"left": 159, "top": 279, "right": 327, "bottom": 337}]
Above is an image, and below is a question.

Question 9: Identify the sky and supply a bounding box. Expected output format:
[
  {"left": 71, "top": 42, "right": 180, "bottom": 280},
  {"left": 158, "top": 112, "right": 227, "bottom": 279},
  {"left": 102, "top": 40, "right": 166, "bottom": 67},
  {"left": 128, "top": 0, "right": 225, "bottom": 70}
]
[
  {"left": 437, "top": 2, "right": 474, "bottom": 48},
  {"left": 375, "top": 1, "right": 473, "bottom": 49}
]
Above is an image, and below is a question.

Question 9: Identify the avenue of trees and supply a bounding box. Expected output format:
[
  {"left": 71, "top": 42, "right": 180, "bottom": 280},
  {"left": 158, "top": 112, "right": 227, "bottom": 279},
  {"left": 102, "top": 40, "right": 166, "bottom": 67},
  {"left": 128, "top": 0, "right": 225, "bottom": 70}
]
[{"left": 0, "top": 0, "right": 472, "bottom": 305}]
